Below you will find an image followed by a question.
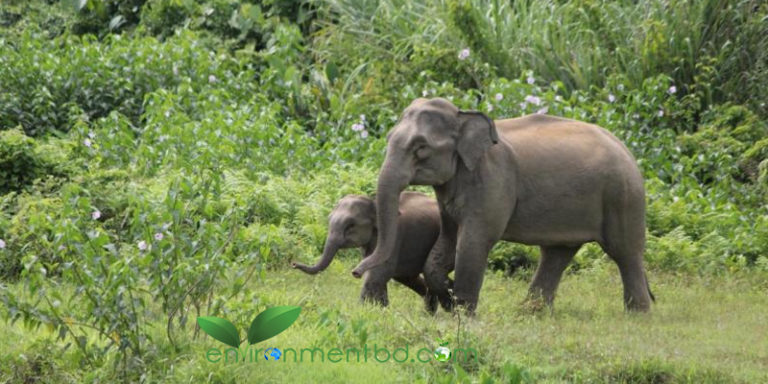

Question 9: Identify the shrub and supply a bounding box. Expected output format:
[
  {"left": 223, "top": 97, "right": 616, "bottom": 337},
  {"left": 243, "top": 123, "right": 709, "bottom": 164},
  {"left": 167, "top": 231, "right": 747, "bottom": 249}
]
[
  {"left": 0, "top": 128, "right": 43, "bottom": 193},
  {"left": 70, "top": 0, "right": 146, "bottom": 35},
  {"left": 0, "top": 31, "right": 237, "bottom": 136},
  {"left": 677, "top": 104, "right": 768, "bottom": 184},
  {"left": 139, "top": 0, "right": 199, "bottom": 38}
]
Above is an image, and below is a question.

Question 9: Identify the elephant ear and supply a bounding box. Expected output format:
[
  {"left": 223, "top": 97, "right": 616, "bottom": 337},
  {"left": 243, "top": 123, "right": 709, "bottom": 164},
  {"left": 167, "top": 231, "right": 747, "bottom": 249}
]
[
  {"left": 369, "top": 195, "right": 402, "bottom": 228},
  {"left": 457, "top": 111, "right": 499, "bottom": 171}
]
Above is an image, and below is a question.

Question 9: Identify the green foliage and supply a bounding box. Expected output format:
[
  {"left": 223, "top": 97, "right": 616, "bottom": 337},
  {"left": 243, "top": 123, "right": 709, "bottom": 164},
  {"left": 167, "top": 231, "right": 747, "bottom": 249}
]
[
  {"left": 320, "top": 0, "right": 768, "bottom": 116},
  {"left": 0, "top": 128, "right": 42, "bottom": 193},
  {"left": 140, "top": 0, "right": 198, "bottom": 37},
  {"left": 68, "top": 0, "right": 146, "bottom": 35},
  {"left": 0, "top": 31, "right": 228, "bottom": 136},
  {"left": 678, "top": 104, "right": 768, "bottom": 184}
]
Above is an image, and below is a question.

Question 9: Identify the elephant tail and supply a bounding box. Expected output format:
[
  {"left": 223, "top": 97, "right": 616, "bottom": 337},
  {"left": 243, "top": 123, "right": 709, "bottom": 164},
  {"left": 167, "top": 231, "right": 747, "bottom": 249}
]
[{"left": 646, "top": 275, "right": 656, "bottom": 302}]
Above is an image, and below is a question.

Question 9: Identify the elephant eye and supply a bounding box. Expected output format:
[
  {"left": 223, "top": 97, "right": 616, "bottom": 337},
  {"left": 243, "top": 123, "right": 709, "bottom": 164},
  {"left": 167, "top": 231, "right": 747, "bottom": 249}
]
[{"left": 415, "top": 145, "right": 431, "bottom": 159}]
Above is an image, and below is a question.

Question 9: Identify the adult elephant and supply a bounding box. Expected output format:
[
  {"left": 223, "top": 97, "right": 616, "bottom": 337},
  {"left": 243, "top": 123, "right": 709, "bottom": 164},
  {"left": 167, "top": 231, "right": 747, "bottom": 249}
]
[{"left": 352, "top": 98, "right": 653, "bottom": 314}]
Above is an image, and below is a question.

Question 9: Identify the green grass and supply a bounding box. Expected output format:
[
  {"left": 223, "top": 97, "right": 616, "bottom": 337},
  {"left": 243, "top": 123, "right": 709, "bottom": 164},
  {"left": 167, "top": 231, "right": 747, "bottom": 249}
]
[{"left": 3, "top": 258, "right": 766, "bottom": 383}]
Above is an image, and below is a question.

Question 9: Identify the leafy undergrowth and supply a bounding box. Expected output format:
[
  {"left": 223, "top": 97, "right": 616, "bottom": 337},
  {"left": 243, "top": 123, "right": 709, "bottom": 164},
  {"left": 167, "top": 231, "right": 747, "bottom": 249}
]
[{"left": 2, "top": 259, "right": 766, "bottom": 383}]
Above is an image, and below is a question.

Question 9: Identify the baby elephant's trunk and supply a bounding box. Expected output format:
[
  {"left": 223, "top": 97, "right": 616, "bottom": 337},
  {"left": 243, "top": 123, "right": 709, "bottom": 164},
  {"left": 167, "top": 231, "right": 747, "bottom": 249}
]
[{"left": 292, "top": 237, "right": 342, "bottom": 275}]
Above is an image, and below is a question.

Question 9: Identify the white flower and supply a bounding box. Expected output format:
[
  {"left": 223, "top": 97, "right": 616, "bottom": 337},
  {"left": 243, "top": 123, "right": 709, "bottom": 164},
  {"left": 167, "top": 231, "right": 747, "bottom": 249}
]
[
  {"left": 668, "top": 85, "right": 677, "bottom": 94},
  {"left": 658, "top": 109, "right": 664, "bottom": 117},
  {"left": 524, "top": 95, "right": 541, "bottom": 106},
  {"left": 360, "top": 130, "right": 369, "bottom": 139},
  {"left": 487, "top": 103, "right": 494, "bottom": 112},
  {"left": 88, "top": 131, "right": 96, "bottom": 139},
  {"left": 617, "top": 84, "right": 625, "bottom": 91},
  {"left": 458, "top": 48, "right": 470, "bottom": 60},
  {"left": 526, "top": 76, "right": 535, "bottom": 85},
  {"left": 137, "top": 240, "right": 148, "bottom": 251},
  {"left": 154, "top": 232, "right": 164, "bottom": 241},
  {"left": 91, "top": 210, "right": 101, "bottom": 220},
  {"left": 494, "top": 93, "right": 504, "bottom": 101},
  {"left": 0, "top": 239, "right": 5, "bottom": 249},
  {"left": 536, "top": 107, "right": 549, "bottom": 115},
  {"left": 208, "top": 75, "right": 217, "bottom": 84},
  {"left": 519, "top": 102, "right": 527, "bottom": 109},
  {"left": 422, "top": 90, "right": 429, "bottom": 97},
  {"left": 359, "top": 114, "right": 366, "bottom": 122},
  {"left": 83, "top": 138, "right": 92, "bottom": 148},
  {"left": 352, "top": 123, "right": 365, "bottom": 132},
  {"left": 608, "top": 94, "right": 616, "bottom": 103},
  {"left": 555, "top": 95, "right": 563, "bottom": 102}
]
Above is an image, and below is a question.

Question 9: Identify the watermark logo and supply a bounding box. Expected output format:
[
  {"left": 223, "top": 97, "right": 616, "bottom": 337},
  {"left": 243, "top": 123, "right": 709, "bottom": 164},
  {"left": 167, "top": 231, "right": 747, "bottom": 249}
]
[
  {"left": 264, "top": 347, "right": 282, "bottom": 361},
  {"left": 433, "top": 337, "right": 451, "bottom": 362},
  {"left": 196, "top": 305, "right": 301, "bottom": 348},
  {"left": 199, "top": 306, "right": 478, "bottom": 364}
]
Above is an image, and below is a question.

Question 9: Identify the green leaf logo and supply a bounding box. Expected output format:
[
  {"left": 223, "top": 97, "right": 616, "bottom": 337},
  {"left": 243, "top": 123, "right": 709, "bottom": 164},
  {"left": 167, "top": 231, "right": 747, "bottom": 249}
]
[
  {"left": 247, "top": 306, "right": 301, "bottom": 345},
  {"left": 197, "top": 316, "right": 240, "bottom": 348}
]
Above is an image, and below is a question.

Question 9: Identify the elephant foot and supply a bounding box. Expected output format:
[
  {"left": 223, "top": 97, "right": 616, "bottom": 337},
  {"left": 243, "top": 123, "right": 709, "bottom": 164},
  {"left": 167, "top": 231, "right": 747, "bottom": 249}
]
[
  {"left": 452, "top": 297, "right": 477, "bottom": 317},
  {"left": 520, "top": 292, "right": 551, "bottom": 314},
  {"left": 422, "top": 290, "right": 454, "bottom": 314},
  {"left": 424, "top": 293, "right": 438, "bottom": 314},
  {"left": 624, "top": 295, "right": 651, "bottom": 313},
  {"left": 359, "top": 285, "right": 389, "bottom": 307},
  {"left": 360, "top": 294, "right": 388, "bottom": 307}
]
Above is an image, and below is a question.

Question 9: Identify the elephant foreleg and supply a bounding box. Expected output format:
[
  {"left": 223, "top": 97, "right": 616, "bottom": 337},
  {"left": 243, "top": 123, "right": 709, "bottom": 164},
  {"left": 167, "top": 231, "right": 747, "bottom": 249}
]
[
  {"left": 423, "top": 223, "right": 457, "bottom": 313},
  {"left": 527, "top": 245, "right": 580, "bottom": 308},
  {"left": 359, "top": 265, "right": 392, "bottom": 306},
  {"left": 452, "top": 234, "right": 494, "bottom": 315}
]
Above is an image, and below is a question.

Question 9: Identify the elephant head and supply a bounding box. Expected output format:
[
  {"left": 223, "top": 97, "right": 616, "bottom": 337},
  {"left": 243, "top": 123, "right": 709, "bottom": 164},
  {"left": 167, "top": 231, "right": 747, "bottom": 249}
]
[
  {"left": 293, "top": 195, "right": 377, "bottom": 274},
  {"left": 352, "top": 98, "right": 497, "bottom": 278}
]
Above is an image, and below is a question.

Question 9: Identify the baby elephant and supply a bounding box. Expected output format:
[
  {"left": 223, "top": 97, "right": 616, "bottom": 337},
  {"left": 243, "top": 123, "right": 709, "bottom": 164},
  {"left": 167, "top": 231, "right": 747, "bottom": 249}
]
[{"left": 292, "top": 192, "right": 450, "bottom": 311}]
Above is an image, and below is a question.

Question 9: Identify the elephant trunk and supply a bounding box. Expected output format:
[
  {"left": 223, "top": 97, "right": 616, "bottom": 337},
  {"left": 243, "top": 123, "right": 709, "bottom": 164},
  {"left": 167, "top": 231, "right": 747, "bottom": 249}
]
[
  {"left": 292, "top": 236, "right": 343, "bottom": 275},
  {"left": 352, "top": 154, "right": 411, "bottom": 278}
]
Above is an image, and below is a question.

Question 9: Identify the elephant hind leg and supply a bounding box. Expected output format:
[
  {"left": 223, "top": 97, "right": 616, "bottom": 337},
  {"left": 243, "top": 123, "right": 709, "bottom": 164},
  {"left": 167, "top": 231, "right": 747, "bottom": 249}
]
[
  {"left": 424, "top": 267, "right": 453, "bottom": 313},
  {"left": 423, "top": 228, "right": 457, "bottom": 313},
  {"left": 422, "top": 277, "right": 455, "bottom": 314},
  {"left": 603, "top": 246, "right": 652, "bottom": 312},
  {"left": 527, "top": 245, "right": 579, "bottom": 307},
  {"left": 601, "top": 207, "right": 652, "bottom": 312}
]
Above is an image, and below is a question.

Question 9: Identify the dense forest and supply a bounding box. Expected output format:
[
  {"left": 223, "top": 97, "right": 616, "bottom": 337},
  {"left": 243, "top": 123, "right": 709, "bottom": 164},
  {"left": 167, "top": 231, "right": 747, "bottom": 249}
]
[{"left": 1, "top": 0, "right": 766, "bottom": 382}]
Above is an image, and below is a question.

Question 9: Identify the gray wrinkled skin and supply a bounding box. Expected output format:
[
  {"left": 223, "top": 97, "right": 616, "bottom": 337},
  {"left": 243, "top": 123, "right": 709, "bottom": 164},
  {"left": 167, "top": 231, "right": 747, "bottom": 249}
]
[
  {"left": 353, "top": 98, "right": 653, "bottom": 314},
  {"left": 293, "top": 192, "right": 452, "bottom": 312}
]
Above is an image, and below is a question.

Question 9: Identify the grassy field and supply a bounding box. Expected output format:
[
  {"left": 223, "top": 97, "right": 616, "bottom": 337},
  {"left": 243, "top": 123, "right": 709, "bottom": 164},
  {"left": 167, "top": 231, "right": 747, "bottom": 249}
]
[{"left": 4, "top": 257, "right": 767, "bottom": 383}]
